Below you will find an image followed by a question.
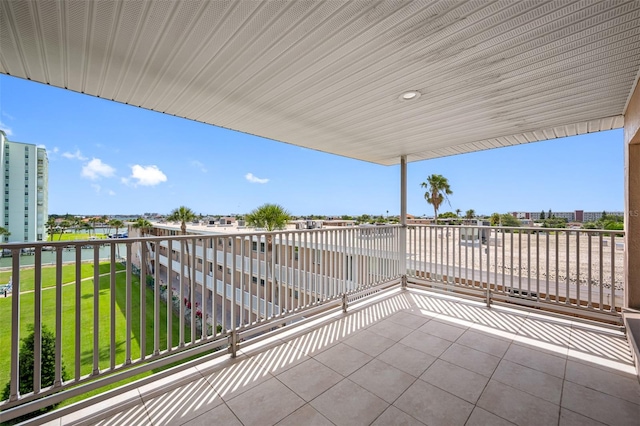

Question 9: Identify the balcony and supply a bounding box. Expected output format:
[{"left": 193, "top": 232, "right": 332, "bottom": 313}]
[{"left": 1, "top": 225, "right": 638, "bottom": 425}]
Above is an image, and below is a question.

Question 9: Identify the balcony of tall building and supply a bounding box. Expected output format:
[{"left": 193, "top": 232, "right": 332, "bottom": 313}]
[{"left": 1, "top": 1, "right": 640, "bottom": 425}]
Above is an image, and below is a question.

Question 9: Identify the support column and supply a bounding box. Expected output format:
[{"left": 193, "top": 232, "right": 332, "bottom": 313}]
[
  {"left": 400, "top": 156, "right": 407, "bottom": 287},
  {"left": 624, "top": 83, "right": 640, "bottom": 310}
]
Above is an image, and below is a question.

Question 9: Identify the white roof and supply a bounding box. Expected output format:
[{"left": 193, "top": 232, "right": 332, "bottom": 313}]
[{"left": 1, "top": 1, "right": 638, "bottom": 165}]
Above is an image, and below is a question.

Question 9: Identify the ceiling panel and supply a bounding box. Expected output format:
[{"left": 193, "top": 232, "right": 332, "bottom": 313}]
[{"left": 1, "top": 0, "right": 639, "bottom": 165}]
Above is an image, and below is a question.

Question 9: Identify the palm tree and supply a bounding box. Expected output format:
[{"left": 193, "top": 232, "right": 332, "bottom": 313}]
[
  {"left": 167, "top": 206, "right": 196, "bottom": 301},
  {"left": 455, "top": 209, "right": 461, "bottom": 217},
  {"left": 420, "top": 174, "right": 453, "bottom": 224},
  {"left": 246, "top": 204, "right": 290, "bottom": 317},
  {"left": 132, "top": 218, "right": 153, "bottom": 236},
  {"left": 109, "top": 219, "right": 124, "bottom": 237},
  {"left": 465, "top": 209, "right": 475, "bottom": 219},
  {"left": 88, "top": 217, "right": 100, "bottom": 236},
  {"left": 245, "top": 203, "right": 290, "bottom": 231},
  {"left": 168, "top": 206, "right": 195, "bottom": 234},
  {"left": 58, "top": 220, "right": 72, "bottom": 240},
  {"left": 45, "top": 217, "right": 58, "bottom": 241},
  {"left": 0, "top": 226, "right": 10, "bottom": 242}
]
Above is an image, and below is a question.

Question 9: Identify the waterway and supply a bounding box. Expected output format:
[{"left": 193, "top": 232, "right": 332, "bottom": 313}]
[{"left": 0, "top": 244, "right": 128, "bottom": 269}]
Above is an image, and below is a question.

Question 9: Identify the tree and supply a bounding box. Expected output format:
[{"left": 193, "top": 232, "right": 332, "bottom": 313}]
[
  {"left": 132, "top": 218, "right": 153, "bottom": 236},
  {"left": 58, "top": 220, "right": 72, "bottom": 240},
  {"left": 420, "top": 174, "right": 453, "bottom": 224},
  {"left": 168, "top": 206, "right": 196, "bottom": 235},
  {"left": 0, "top": 226, "right": 10, "bottom": 238},
  {"left": 540, "top": 210, "right": 545, "bottom": 220},
  {"left": 2, "top": 325, "right": 68, "bottom": 419},
  {"left": 45, "top": 217, "right": 58, "bottom": 241},
  {"left": 245, "top": 204, "right": 291, "bottom": 319},
  {"left": 245, "top": 203, "right": 291, "bottom": 231},
  {"left": 548, "top": 209, "right": 553, "bottom": 219},
  {"left": 167, "top": 206, "right": 196, "bottom": 301},
  {"left": 109, "top": 219, "right": 124, "bottom": 237},
  {"left": 465, "top": 209, "right": 475, "bottom": 219},
  {"left": 490, "top": 213, "right": 501, "bottom": 226},
  {"left": 455, "top": 209, "right": 461, "bottom": 217}
]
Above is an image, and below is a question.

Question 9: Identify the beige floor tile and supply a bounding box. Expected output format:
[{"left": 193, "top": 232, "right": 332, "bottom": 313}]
[
  {"left": 394, "top": 379, "right": 473, "bottom": 426},
  {"left": 276, "top": 403, "right": 334, "bottom": 426},
  {"left": 226, "top": 377, "right": 305, "bottom": 426},
  {"left": 349, "top": 358, "right": 416, "bottom": 403},
  {"left": 287, "top": 326, "right": 342, "bottom": 356},
  {"left": 250, "top": 339, "right": 310, "bottom": 375},
  {"left": 387, "top": 311, "right": 430, "bottom": 329},
  {"left": 343, "top": 328, "right": 396, "bottom": 357},
  {"left": 420, "top": 359, "right": 489, "bottom": 404},
  {"left": 440, "top": 343, "right": 500, "bottom": 377},
  {"left": 456, "top": 329, "right": 511, "bottom": 357},
  {"left": 205, "top": 357, "right": 273, "bottom": 401},
  {"left": 558, "top": 408, "right": 607, "bottom": 426},
  {"left": 60, "top": 389, "right": 142, "bottom": 426},
  {"left": 136, "top": 367, "right": 204, "bottom": 400},
  {"left": 367, "top": 317, "right": 414, "bottom": 341},
  {"left": 371, "top": 405, "right": 425, "bottom": 426},
  {"left": 569, "top": 327, "right": 633, "bottom": 365},
  {"left": 399, "top": 330, "right": 453, "bottom": 357},
  {"left": 564, "top": 360, "right": 640, "bottom": 404},
  {"left": 91, "top": 404, "right": 151, "bottom": 426},
  {"left": 517, "top": 318, "right": 572, "bottom": 349},
  {"left": 465, "top": 407, "right": 515, "bottom": 426},
  {"left": 477, "top": 380, "right": 560, "bottom": 426},
  {"left": 143, "top": 377, "right": 222, "bottom": 426},
  {"left": 310, "top": 378, "right": 389, "bottom": 425},
  {"left": 503, "top": 343, "right": 566, "bottom": 378},
  {"left": 377, "top": 343, "right": 437, "bottom": 377},
  {"left": 313, "top": 342, "right": 373, "bottom": 376},
  {"left": 561, "top": 380, "right": 640, "bottom": 425},
  {"left": 276, "top": 358, "right": 343, "bottom": 401},
  {"left": 492, "top": 359, "right": 563, "bottom": 404},
  {"left": 181, "top": 403, "right": 242, "bottom": 426},
  {"left": 417, "top": 319, "right": 467, "bottom": 342}
]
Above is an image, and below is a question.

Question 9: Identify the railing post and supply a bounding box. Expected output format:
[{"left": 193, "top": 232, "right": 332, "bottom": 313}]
[
  {"left": 228, "top": 330, "right": 238, "bottom": 358},
  {"left": 400, "top": 155, "right": 407, "bottom": 287},
  {"left": 342, "top": 293, "right": 348, "bottom": 313}
]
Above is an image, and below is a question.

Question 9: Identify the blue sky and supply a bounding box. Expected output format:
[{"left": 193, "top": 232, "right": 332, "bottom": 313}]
[{"left": 0, "top": 75, "right": 624, "bottom": 217}]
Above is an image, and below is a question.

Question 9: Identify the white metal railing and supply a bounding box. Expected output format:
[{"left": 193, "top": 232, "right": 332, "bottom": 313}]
[
  {"left": 0, "top": 223, "right": 626, "bottom": 421},
  {"left": 406, "top": 224, "right": 625, "bottom": 322},
  {"left": 0, "top": 225, "right": 401, "bottom": 421}
]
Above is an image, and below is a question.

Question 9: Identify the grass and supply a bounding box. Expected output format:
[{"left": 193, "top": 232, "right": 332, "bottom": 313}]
[
  {"left": 0, "top": 265, "right": 190, "bottom": 408},
  {"left": 0, "top": 263, "right": 125, "bottom": 293}
]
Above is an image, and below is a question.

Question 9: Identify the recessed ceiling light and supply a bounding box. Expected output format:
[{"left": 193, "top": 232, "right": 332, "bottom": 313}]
[{"left": 400, "top": 90, "right": 421, "bottom": 101}]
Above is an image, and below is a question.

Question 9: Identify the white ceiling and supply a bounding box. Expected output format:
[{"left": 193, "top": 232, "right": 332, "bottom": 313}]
[{"left": 1, "top": 1, "right": 638, "bottom": 165}]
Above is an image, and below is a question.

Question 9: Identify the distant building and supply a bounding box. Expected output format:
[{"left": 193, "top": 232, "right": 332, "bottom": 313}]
[
  {"left": 1, "top": 130, "right": 49, "bottom": 242},
  {"left": 516, "top": 210, "right": 623, "bottom": 222}
]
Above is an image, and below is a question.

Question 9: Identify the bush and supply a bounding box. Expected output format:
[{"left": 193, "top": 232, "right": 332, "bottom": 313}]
[{"left": 2, "top": 325, "right": 68, "bottom": 421}]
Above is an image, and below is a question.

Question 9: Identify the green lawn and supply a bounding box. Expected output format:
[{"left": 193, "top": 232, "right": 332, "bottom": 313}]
[
  {"left": 47, "top": 233, "right": 109, "bottom": 242},
  {"left": 0, "top": 266, "right": 189, "bottom": 405},
  {"left": 0, "top": 263, "right": 125, "bottom": 293}
]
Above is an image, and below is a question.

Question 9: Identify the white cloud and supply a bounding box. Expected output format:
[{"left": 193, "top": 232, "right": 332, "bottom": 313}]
[
  {"left": 63, "top": 149, "right": 87, "bottom": 161},
  {"left": 82, "top": 158, "right": 116, "bottom": 180},
  {"left": 108, "top": 190, "right": 116, "bottom": 196},
  {"left": 245, "top": 172, "right": 269, "bottom": 184},
  {"left": 0, "top": 121, "right": 13, "bottom": 137},
  {"left": 53, "top": 147, "right": 59, "bottom": 153},
  {"left": 91, "top": 183, "right": 101, "bottom": 193},
  {"left": 191, "top": 160, "right": 207, "bottom": 173},
  {"left": 127, "top": 164, "right": 167, "bottom": 186}
]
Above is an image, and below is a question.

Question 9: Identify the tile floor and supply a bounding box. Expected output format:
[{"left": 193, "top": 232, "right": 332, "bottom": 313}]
[{"left": 37, "top": 288, "right": 640, "bottom": 426}]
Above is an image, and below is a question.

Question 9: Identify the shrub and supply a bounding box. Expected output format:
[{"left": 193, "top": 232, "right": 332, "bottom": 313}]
[{"left": 2, "top": 325, "right": 68, "bottom": 421}]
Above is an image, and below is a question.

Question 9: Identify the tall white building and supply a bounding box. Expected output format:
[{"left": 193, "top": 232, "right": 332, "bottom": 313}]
[{"left": 1, "top": 130, "right": 49, "bottom": 242}]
